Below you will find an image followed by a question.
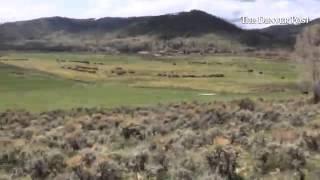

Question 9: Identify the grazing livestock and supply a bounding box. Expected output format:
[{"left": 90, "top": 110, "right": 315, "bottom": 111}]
[
  {"left": 61, "top": 65, "right": 98, "bottom": 74},
  {"left": 111, "top": 67, "right": 127, "bottom": 76},
  {"left": 70, "top": 60, "right": 90, "bottom": 64},
  {"left": 157, "top": 72, "right": 225, "bottom": 78}
]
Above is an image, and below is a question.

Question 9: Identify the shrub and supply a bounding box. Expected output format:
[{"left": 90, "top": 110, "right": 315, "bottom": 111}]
[
  {"left": 126, "top": 151, "right": 149, "bottom": 172},
  {"left": 73, "top": 166, "right": 95, "bottom": 180},
  {"left": 255, "top": 145, "right": 306, "bottom": 174},
  {"left": 302, "top": 132, "right": 320, "bottom": 151},
  {"left": 178, "top": 129, "right": 204, "bottom": 149},
  {"left": 82, "top": 152, "right": 96, "bottom": 167},
  {"left": 46, "top": 150, "right": 66, "bottom": 175},
  {"left": 66, "top": 134, "right": 89, "bottom": 151},
  {"left": 238, "top": 98, "right": 255, "bottom": 111},
  {"left": 173, "top": 168, "right": 193, "bottom": 180},
  {"left": 25, "top": 150, "right": 66, "bottom": 179},
  {"left": 30, "top": 158, "right": 50, "bottom": 179},
  {"left": 235, "top": 110, "right": 253, "bottom": 123},
  {"left": 206, "top": 147, "right": 241, "bottom": 180},
  {"left": 98, "top": 161, "right": 122, "bottom": 180},
  {"left": 121, "top": 124, "right": 146, "bottom": 140}
]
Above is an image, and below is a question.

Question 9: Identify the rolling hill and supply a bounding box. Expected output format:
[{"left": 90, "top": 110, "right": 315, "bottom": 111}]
[
  {"left": 0, "top": 10, "right": 318, "bottom": 53},
  {"left": 260, "top": 18, "right": 320, "bottom": 47}
]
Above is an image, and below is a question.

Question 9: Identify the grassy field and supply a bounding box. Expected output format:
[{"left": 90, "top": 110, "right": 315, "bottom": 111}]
[{"left": 0, "top": 52, "right": 304, "bottom": 111}]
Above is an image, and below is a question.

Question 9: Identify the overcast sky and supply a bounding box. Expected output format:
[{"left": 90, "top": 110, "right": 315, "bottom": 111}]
[{"left": 0, "top": 0, "right": 319, "bottom": 29}]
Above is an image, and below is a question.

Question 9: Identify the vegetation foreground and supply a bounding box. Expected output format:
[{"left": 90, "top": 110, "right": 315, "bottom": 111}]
[
  {"left": 1, "top": 99, "right": 320, "bottom": 179},
  {"left": 1, "top": 52, "right": 316, "bottom": 179}
]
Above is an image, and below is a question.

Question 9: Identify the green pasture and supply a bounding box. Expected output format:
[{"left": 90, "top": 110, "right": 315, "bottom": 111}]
[{"left": 0, "top": 52, "right": 303, "bottom": 111}]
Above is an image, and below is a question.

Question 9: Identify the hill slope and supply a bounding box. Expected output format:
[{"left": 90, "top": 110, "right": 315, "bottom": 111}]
[
  {"left": 0, "top": 10, "right": 317, "bottom": 52},
  {"left": 259, "top": 18, "right": 320, "bottom": 47}
]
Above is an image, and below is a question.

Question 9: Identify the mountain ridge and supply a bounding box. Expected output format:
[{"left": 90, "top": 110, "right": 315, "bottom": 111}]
[{"left": 0, "top": 10, "right": 318, "bottom": 53}]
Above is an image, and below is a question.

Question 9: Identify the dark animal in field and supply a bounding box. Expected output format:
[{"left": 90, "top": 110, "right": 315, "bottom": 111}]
[
  {"left": 169, "top": 74, "right": 180, "bottom": 78},
  {"left": 207, "top": 74, "right": 225, "bottom": 78},
  {"left": 94, "top": 62, "right": 104, "bottom": 65},
  {"left": 181, "top": 75, "right": 190, "bottom": 78},
  {"left": 208, "top": 62, "right": 223, "bottom": 65},
  {"left": 259, "top": 72, "right": 263, "bottom": 75},
  {"left": 111, "top": 67, "right": 135, "bottom": 76},
  {"left": 61, "top": 65, "right": 97, "bottom": 74},
  {"left": 74, "top": 68, "right": 97, "bottom": 74},
  {"left": 248, "top": 69, "right": 254, "bottom": 73},
  {"left": 313, "top": 81, "right": 320, "bottom": 103},
  {"left": 189, "top": 61, "right": 208, "bottom": 65},
  {"left": 157, "top": 73, "right": 167, "bottom": 77},
  {"left": 111, "top": 67, "right": 127, "bottom": 76},
  {"left": 158, "top": 72, "right": 225, "bottom": 78},
  {"left": 75, "top": 65, "right": 98, "bottom": 71},
  {"left": 70, "top": 60, "right": 90, "bottom": 64},
  {"left": 115, "top": 67, "right": 124, "bottom": 70}
]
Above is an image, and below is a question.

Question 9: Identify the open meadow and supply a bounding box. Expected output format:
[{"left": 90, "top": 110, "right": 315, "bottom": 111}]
[
  {"left": 0, "top": 52, "right": 302, "bottom": 112},
  {"left": 2, "top": 53, "right": 320, "bottom": 180},
  {"left": 2, "top": 3, "right": 320, "bottom": 179}
]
